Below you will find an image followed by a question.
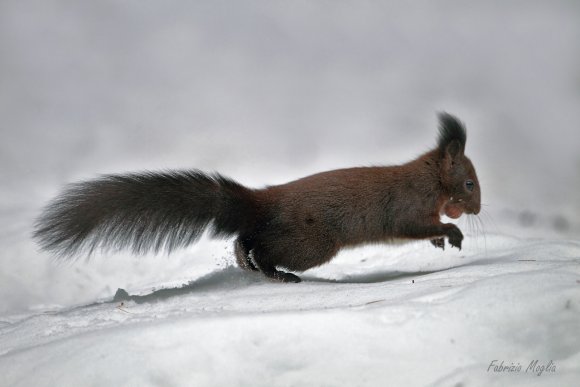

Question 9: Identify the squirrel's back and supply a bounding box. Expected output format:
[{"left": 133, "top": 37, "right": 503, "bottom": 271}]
[{"left": 266, "top": 157, "right": 441, "bottom": 241}]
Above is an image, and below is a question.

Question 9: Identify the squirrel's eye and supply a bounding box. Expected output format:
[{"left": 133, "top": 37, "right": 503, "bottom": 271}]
[{"left": 465, "top": 180, "right": 475, "bottom": 192}]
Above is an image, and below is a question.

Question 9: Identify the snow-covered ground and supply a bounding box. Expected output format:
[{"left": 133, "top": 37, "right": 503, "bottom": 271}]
[
  {"left": 1, "top": 1, "right": 579, "bottom": 386},
  {"left": 1, "top": 235, "right": 579, "bottom": 386}
]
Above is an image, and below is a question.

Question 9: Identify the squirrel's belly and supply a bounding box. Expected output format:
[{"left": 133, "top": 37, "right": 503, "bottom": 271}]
[
  {"left": 383, "top": 237, "right": 414, "bottom": 246},
  {"left": 341, "top": 236, "right": 413, "bottom": 248}
]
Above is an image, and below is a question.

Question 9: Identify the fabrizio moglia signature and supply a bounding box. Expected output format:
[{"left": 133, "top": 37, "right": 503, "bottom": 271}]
[{"left": 487, "top": 360, "right": 556, "bottom": 376}]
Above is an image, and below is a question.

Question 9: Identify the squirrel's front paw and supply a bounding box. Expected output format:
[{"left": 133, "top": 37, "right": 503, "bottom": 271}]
[
  {"left": 430, "top": 238, "right": 445, "bottom": 250},
  {"left": 446, "top": 226, "right": 463, "bottom": 250}
]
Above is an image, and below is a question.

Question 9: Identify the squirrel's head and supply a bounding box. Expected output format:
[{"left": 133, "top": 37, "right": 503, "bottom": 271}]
[{"left": 436, "top": 113, "right": 481, "bottom": 219}]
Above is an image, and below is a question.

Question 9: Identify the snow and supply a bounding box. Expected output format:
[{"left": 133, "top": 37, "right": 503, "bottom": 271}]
[
  {"left": 1, "top": 0, "right": 580, "bottom": 386},
  {"left": 1, "top": 235, "right": 579, "bottom": 386}
]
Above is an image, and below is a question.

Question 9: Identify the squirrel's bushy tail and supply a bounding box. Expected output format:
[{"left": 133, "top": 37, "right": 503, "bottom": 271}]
[{"left": 33, "top": 170, "right": 257, "bottom": 257}]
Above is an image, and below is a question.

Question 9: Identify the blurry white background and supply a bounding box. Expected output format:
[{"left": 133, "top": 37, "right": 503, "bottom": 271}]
[{"left": 1, "top": 0, "right": 579, "bottom": 316}]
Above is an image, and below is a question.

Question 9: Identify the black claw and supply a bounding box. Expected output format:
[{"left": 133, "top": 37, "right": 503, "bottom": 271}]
[
  {"left": 431, "top": 238, "right": 445, "bottom": 250},
  {"left": 280, "top": 272, "right": 302, "bottom": 283},
  {"left": 446, "top": 225, "right": 464, "bottom": 251},
  {"left": 262, "top": 269, "right": 302, "bottom": 283}
]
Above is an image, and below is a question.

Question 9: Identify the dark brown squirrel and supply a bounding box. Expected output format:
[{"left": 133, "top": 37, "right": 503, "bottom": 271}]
[{"left": 34, "top": 112, "right": 481, "bottom": 283}]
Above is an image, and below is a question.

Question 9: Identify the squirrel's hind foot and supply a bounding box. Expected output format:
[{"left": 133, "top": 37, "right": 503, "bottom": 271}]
[{"left": 262, "top": 268, "right": 302, "bottom": 283}]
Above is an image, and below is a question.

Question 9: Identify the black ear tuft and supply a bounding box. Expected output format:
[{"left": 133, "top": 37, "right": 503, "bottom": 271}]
[{"left": 437, "top": 112, "right": 466, "bottom": 157}]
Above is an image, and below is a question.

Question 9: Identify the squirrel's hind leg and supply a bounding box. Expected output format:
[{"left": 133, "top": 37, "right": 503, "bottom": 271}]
[
  {"left": 234, "top": 238, "right": 259, "bottom": 272},
  {"left": 235, "top": 236, "right": 301, "bottom": 283},
  {"left": 250, "top": 247, "right": 302, "bottom": 283}
]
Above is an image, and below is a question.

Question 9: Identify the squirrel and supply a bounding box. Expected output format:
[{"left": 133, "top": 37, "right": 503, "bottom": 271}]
[{"left": 34, "top": 112, "right": 481, "bottom": 283}]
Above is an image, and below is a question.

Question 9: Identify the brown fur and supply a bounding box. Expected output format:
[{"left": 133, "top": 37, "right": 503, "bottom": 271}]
[
  {"left": 34, "top": 113, "right": 481, "bottom": 283},
  {"left": 232, "top": 113, "right": 480, "bottom": 282}
]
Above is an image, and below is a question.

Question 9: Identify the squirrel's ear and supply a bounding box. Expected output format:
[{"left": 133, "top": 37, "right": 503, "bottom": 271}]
[
  {"left": 445, "top": 140, "right": 464, "bottom": 159},
  {"left": 437, "top": 112, "right": 466, "bottom": 159}
]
